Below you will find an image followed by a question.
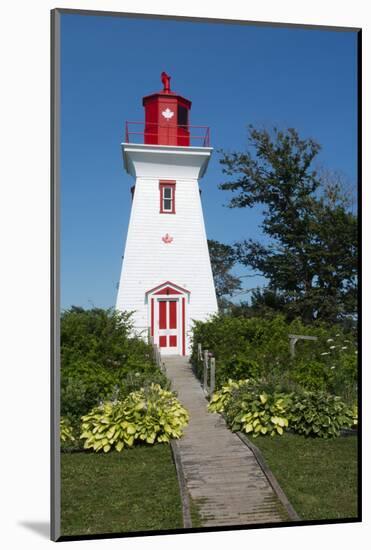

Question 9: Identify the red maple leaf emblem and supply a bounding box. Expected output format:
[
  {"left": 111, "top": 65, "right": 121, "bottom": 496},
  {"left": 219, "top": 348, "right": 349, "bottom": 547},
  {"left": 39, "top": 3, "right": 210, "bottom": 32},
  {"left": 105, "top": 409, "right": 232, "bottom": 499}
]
[{"left": 162, "top": 233, "right": 173, "bottom": 244}]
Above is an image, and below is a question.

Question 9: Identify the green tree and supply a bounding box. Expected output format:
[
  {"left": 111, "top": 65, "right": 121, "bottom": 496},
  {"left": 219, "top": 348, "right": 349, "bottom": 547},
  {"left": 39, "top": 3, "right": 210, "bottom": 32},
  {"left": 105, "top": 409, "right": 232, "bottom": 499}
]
[
  {"left": 219, "top": 126, "right": 357, "bottom": 323},
  {"left": 207, "top": 239, "right": 242, "bottom": 304},
  {"left": 227, "top": 290, "right": 288, "bottom": 319}
]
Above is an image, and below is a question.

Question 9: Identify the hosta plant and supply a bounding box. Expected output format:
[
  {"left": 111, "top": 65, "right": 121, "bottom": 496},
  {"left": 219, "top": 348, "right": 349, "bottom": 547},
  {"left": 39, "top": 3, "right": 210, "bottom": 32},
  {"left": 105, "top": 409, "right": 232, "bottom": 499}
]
[
  {"left": 225, "top": 389, "right": 292, "bottom": 437},
  {"left": 122, "top": 384, "right": 189, "bottom": 444},
  {"left": 80, "top": 401, "right": 133, "bottom": 452},
  {"left": 60, "top": 416, "right": 76, "bottom": 443},
  {"left": 208, "top": 379, "right": 292, "bottom": 437},
  {"left": 207, "top": 379, "right": 252, "bottom": 413},
  {"left": 80, "top": 384, "right": 189, "bottom": 452},
  {"left": 289, "top": 391, "right": 353, "bottom": 438}
]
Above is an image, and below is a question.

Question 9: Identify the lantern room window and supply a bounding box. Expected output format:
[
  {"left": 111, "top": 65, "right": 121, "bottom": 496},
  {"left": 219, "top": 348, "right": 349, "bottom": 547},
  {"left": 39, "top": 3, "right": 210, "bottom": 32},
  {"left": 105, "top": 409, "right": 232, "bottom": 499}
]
[
  {"left": 159, "top": 181, "right": 176, "bottom": 214},
  {"left": 177, "top": 105, "right": 188, "bottom": 128}
]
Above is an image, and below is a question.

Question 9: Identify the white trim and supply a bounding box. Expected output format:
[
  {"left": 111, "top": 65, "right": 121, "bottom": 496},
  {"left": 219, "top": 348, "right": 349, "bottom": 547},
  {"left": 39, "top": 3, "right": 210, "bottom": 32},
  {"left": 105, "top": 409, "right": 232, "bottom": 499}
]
[
  {"left": 121, "top": 143, "right": 213, "bottom": 180},
  {"left": 162, "top": 185, "right": 173, "bottom": 211},
  {"left": 145, "top": 280, "right": 191, "bottom": 301},
  {"left": 153, "top": 295, "right": 184, "bottom": 355}
]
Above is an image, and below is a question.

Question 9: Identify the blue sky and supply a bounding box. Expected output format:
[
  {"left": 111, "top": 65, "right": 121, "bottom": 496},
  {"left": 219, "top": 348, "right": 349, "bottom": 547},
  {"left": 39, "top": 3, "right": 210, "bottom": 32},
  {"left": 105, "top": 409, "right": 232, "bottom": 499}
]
[{"left": 60, "top": 13, "right": 357, "bottom": 310}]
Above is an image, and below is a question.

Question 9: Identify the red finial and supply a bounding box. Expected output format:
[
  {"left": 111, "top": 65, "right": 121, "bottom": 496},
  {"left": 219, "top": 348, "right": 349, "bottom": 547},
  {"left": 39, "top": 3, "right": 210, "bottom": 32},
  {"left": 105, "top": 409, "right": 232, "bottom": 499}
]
[{"left": 161, "top": 71, "right": 171, "bottom": 93}]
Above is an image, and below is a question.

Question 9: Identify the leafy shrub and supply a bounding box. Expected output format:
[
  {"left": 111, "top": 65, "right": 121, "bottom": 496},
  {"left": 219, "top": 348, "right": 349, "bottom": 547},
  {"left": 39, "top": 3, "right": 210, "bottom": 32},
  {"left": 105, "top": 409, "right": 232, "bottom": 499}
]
[
  {"left": 191, "top": 313, "right": 358, "bottom": 402},
  {"left": 61, "top": 360, "right": 119, "bottom": 419},
  {"left": 122, "top": 384, "right": 188, "bottom": 444},
  {"left": 208, "top": 379, "right": 292, "bottom": 437},
  {"left": 289, "top": 391, "right": 353, "bottom": 438},
  {"left": 60, "top": 416, "right": 76, "bottom": 450},
  {"left": 328, "top": 351, "right": 358, "bottom": 404},
  {"left": 350, "top": 404, "right": 358, "bottom": 427},
  {"left": 251, "top": 372, "right": 300, "bottom": 396},
  {"left": 291, "top": 360, "right": 331, "bottom": 392},
  {"left": 191, "top": 315, "right": 293, "bottom": 384},
  {"left": 61, "top": 307, "right": 136, "bottom": 368},
  {"left": 80, "top": 402, "right": 134, "bottom": 453},
  {"left": 224, "top": 387, "right": 292, "bottom": 437},
  {"left": 80, "top": 384, "right": 189, "bottom": 453},
  {"left": 207, "top": 379, "right": 251, "bottom": 413},
  {"left": 120, "top": 369, "right": 170, "bottom": 395},
  {"left": 290, "top": 334, "right": 358, "bottom": 406},
  {"left": 61, "top": 307, "right": 168, "bottom": 421},
  {"left": 216, "top": 356, "right": 261, "bottom": 387}
]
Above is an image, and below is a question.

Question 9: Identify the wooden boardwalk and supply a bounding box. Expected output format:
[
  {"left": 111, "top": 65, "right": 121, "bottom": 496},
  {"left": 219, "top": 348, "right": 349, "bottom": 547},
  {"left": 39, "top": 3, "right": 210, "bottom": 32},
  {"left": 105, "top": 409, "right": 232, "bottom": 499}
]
[{"left": 163, "top": 355, "right": 289, "bottom": 527}]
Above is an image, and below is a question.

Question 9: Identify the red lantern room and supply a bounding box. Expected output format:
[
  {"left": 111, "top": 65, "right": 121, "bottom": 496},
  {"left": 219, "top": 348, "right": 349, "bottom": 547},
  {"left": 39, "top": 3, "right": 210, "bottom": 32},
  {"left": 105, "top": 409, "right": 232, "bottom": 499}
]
[
  {"left": 124, "top": 73, "right": 210, "bottom": 147},
  {"left": 142, "top": 72, "right": 192, "bottom": 146}
]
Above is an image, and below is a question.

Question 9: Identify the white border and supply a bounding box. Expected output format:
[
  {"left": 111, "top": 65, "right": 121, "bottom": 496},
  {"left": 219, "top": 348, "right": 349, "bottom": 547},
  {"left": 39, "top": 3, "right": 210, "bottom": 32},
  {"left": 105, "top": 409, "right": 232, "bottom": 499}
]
[{"left": 1, "top": 1, "right": 368, "bottom": 549}]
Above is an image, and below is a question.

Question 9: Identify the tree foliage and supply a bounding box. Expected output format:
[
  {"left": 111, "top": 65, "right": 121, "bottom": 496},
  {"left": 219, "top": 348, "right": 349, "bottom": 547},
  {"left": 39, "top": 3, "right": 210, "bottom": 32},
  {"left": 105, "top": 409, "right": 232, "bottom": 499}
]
[
  {"left": 61, "top": 307, "right": 167, "bottom": 420},
  {"left": 219, "top": 126, "right": 357, "bottom": 323},
  {"left": 207, "top": 239, "right": 242, "bottom": 301}
]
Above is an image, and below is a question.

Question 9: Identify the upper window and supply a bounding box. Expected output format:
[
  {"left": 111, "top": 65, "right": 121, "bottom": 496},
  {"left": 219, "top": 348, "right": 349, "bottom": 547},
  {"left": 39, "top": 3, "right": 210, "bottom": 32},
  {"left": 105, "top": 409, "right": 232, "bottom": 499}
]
[{"left": 159, "top": 181, "right": 176, "bottom": 214}]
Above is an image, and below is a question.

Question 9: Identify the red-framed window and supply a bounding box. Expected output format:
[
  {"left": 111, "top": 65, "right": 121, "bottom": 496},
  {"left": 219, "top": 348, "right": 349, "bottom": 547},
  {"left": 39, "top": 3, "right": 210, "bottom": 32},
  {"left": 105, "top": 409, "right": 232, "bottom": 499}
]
[{"left": 159, "top": 180, "right": 176, "bottom": 214}]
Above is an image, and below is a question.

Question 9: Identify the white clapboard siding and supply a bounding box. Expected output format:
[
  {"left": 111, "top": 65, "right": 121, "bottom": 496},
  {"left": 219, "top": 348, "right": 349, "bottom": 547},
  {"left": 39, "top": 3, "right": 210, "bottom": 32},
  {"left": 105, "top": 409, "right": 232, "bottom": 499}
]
[{"left": 116, "top": 144, "right": 218, "bottom": 354}]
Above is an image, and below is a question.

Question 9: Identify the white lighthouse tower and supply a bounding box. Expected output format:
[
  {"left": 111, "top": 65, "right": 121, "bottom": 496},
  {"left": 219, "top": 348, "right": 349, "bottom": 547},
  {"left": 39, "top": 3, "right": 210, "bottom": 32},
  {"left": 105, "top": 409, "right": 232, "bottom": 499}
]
[{"left": 116, "top": 73, "right": 218, "bottom": 356}]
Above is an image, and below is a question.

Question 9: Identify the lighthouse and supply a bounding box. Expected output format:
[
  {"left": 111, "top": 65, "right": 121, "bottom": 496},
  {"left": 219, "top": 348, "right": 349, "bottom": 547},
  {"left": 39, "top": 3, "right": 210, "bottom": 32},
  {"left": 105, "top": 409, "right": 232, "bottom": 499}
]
[{"left": 116, "top": 73, "right": 218, "bottom": 356}]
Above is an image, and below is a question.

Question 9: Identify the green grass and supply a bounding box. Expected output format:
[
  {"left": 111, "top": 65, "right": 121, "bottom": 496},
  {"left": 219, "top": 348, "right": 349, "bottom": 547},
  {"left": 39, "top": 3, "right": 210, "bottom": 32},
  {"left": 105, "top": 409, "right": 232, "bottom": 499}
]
[
  {"left": 252, "top": 433, "right": 358, "bottom": 521},
  {"left": 61, "top": 444, "right": 187, "bottom": 536}
]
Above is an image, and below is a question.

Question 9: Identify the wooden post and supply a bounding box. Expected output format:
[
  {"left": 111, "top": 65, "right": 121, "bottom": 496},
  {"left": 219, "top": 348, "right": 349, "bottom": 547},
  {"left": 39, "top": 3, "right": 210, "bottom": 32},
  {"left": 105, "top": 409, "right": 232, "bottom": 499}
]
[
  {"left": 203, "top": 350, "right": 209, "bottom": 393},
  {"left": 210, "top": 357, "right": 216, "bottom": 397},
  {"left": 198, "top": 343, "right": 202, "bottom": 361},
  {"left": 289, "top": 334, "right": 318, "bottom": 358},
  {"left": 289, "top": 336, "right": 298, "bottom": 358}
]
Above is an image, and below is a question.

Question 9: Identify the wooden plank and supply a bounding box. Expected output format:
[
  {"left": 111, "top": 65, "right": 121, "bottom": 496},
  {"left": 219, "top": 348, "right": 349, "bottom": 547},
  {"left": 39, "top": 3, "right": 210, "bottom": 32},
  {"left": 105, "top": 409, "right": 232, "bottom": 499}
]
[
  {"left": 210, "top": 357, "right": 215, "bottom": 397},
  {"left": 163, "top": 356, "right": 291, "bottom": 527},
  {"left": 170, "top": 440, "right": 192, "bottom": 528},
  {"left": 236, "top": 431, "right": 301, "bottom": 521},
  {"left": 288, "top": 333, "right": 318, "bottom": 341}
]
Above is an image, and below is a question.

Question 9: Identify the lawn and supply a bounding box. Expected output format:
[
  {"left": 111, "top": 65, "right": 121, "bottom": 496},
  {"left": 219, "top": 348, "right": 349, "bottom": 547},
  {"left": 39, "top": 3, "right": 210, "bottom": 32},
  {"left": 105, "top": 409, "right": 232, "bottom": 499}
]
[
  {"left": 252, "top": 432, "right": 358, "bottom": 521},
  {"left": 61, "top": 443, "right": 190, "bottom": 536}
]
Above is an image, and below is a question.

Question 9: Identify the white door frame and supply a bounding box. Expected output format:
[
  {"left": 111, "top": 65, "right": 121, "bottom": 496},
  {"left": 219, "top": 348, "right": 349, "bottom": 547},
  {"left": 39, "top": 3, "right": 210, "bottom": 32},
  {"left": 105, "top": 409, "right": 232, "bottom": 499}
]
[
  {"left": 154, "top": 295, "right": 182, "bottom": 355},
  {"left": 146, "top": 281, "right": 190, "bottom": 356}
]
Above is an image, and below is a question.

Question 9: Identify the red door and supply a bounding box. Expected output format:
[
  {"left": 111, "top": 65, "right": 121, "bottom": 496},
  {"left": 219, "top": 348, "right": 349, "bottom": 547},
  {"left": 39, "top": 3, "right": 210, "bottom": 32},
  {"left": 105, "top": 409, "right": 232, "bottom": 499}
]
[{"left": 158, "top": 300, "right": 178, "bottom": 349}]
